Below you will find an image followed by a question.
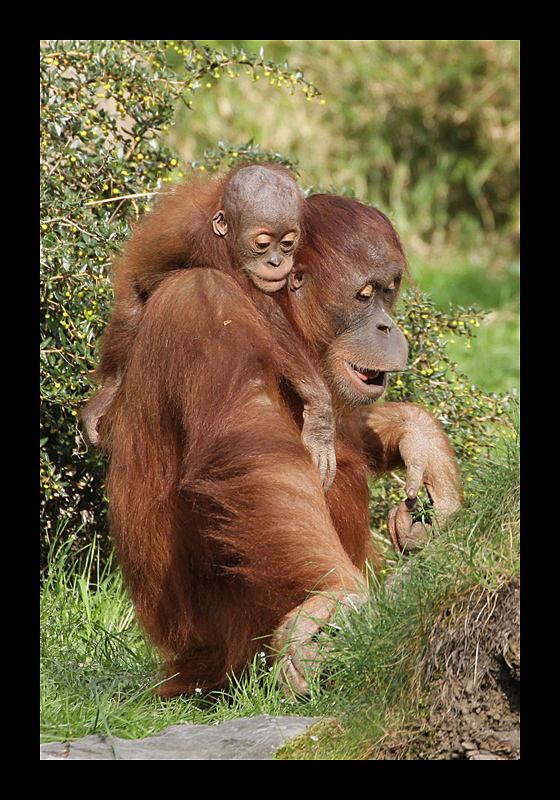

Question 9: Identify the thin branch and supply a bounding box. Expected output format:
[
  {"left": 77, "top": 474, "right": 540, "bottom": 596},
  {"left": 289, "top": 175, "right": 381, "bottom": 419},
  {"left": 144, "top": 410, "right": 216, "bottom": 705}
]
[{"left": 85, "top": 191, "right": 160, "bottom": 207}]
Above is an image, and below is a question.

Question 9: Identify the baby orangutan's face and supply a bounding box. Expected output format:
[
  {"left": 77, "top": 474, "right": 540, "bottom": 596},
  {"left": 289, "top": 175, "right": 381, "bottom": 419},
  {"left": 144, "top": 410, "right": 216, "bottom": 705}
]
[
  {"left": 211, "top": 164, "right": 303, "bottom": 294},
  {"left": 235, "top": 223, "right": 300, "bottom": 293}
]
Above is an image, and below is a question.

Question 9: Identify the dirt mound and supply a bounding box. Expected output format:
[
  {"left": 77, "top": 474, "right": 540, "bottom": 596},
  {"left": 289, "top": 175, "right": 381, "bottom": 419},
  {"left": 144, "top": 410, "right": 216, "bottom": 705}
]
[{"left": 419, "top": 574, "right": 520, "bottom": 760}]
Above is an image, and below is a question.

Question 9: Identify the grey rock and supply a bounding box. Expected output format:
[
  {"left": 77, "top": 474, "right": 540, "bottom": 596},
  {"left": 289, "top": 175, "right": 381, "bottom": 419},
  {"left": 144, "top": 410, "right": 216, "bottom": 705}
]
[{"left": 40, "top": 714, "right": 320, "bottom": 760}]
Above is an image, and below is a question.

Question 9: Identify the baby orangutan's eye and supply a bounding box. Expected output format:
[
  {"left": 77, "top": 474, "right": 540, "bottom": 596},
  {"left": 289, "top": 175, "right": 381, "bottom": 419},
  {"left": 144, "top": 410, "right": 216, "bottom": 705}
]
[
  {"left": 253, "top": 234, "right": 272, "bottom": 252},
  {"left": 281, "top": 234, "right": 297, "bottom": 250}
]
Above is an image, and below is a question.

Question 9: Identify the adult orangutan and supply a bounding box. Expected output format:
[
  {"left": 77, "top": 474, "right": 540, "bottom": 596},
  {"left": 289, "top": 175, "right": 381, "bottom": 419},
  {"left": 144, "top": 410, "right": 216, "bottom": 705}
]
[
  {"left": 82, "top": 164, "right": 336, "bottom": 489},
  {"left": 101, "top": 192, "right": 463, "bottom": 697}
]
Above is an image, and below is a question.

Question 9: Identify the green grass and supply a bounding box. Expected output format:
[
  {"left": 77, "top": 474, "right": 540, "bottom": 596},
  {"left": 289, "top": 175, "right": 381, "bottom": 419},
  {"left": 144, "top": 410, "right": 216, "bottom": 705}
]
[
  {"left": 41, "top": 418, "right": 519, "bottom": 757},
  {"left": 40, "top": 531, "right": 315, "bottom": 744}
]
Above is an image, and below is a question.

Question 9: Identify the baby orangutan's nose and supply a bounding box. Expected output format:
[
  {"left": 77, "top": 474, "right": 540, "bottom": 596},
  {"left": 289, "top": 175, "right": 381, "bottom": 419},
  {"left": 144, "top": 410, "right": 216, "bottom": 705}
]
[{"left": 268, "top": 249, "right": 283, "bottom": 267}]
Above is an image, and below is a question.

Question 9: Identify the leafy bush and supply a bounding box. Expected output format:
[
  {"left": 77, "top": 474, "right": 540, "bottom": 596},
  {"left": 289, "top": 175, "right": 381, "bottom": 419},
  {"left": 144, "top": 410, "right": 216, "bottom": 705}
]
[
  {"left": 39, "top": 39, "right": 322, "bottom": 565},
  {"left": 40, "top": 40, "right": 513, "bottom": 567}
]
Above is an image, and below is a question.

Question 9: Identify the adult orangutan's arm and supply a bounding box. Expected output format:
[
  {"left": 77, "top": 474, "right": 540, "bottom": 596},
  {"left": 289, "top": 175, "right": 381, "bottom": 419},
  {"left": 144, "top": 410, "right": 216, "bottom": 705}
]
[{"left": 358, "top": 402, "right": 463, "bottom": 553}]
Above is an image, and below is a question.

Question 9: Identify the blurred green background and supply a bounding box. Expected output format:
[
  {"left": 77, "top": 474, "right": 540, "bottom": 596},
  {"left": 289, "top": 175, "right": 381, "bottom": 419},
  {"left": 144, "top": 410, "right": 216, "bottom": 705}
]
[{"left": 171, "top": 40, "right": 519, "bottom": 394}]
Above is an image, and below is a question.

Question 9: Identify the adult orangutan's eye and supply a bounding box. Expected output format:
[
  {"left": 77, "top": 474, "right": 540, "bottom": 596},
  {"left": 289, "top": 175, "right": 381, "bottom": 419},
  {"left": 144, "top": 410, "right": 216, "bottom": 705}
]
[{"left": 358, "top": 284, "right": 374, "bottom": 299}]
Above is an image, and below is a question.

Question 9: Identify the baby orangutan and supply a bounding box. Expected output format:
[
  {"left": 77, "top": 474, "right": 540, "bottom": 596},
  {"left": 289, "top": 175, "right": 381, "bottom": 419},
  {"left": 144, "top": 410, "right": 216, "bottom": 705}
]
[
  {"left": 211, "top": 166, "right": 300, "bottom": 293},
  {"left": 82, "top": 164, "right": 337, "bottom": 489}
]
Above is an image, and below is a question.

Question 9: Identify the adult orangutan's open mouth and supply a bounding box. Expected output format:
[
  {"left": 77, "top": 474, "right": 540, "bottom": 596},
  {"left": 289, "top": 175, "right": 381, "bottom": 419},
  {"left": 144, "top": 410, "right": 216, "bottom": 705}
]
[
  {"left": 350, "top": 364, "right": 386, "bottom": 385},
  {"left": 345, "top": 362, "right": 387, "bottom": 397}
]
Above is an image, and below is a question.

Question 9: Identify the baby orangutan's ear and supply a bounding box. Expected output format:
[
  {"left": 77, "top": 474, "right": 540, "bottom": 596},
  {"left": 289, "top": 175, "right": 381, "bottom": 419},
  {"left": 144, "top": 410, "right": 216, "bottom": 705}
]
[
  {"left": 289, "top": 271, "right": 304, "bottom": 291},
  {"left": 212, "top": 210, "right": 228, "bottom": 237}
]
